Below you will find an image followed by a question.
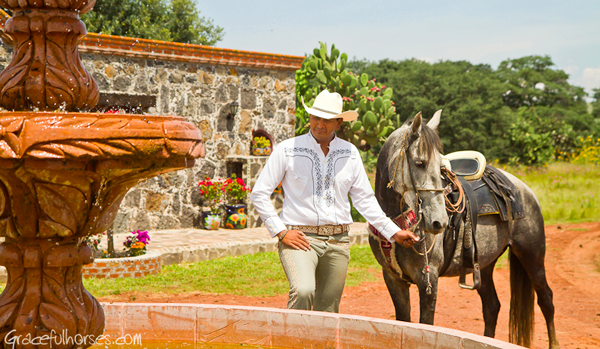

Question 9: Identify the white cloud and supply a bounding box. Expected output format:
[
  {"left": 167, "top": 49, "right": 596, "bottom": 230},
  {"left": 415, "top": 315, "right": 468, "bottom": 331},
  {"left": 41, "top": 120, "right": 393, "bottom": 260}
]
[{"left": 581, "top": 66, "right": 600, "bottom": 91}]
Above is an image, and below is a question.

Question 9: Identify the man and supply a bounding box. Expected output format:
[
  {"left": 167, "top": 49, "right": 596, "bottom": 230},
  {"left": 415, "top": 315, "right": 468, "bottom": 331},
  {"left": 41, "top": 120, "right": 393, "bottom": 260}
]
[{"left": 250, "top": 89, "right": 419, "bottom": 313}]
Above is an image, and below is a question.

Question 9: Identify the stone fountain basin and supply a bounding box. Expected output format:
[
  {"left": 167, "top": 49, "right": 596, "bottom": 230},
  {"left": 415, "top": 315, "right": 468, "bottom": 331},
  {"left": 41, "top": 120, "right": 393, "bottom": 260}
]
[{"left": 101, "top": 303, "right": 524, "bottom": 348}]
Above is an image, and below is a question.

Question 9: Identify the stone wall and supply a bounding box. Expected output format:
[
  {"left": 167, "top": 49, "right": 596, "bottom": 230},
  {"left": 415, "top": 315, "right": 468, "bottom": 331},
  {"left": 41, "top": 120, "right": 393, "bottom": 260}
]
[{"left": 0, "top": 34, "right": 303, "bottom": 232}]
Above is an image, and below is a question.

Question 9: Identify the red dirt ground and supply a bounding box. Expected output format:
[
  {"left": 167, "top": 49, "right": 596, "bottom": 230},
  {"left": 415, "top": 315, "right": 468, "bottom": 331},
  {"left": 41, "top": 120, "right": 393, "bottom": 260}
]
[{"left": 98, "top": 222, "right": 600, "bottom": 349}]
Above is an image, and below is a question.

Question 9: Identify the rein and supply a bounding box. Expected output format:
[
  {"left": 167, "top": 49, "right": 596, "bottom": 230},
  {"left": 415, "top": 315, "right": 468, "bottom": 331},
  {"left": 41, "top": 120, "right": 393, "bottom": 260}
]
[{"left": 386, "top": 128, "right": 465, "bottom": 295}]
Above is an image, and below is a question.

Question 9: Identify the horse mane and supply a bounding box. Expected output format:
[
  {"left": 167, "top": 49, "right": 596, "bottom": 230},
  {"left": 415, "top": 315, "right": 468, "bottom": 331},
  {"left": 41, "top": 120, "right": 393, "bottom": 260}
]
[{"left": 403, "top": 117, "right": 443, "bottom": 157}]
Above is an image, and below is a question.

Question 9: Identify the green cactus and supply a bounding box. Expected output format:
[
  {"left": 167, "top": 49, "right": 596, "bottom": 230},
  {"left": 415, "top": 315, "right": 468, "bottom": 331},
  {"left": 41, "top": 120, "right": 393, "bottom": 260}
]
[{"left": 295, "top": 42, "right": 397, "bottom": 151}]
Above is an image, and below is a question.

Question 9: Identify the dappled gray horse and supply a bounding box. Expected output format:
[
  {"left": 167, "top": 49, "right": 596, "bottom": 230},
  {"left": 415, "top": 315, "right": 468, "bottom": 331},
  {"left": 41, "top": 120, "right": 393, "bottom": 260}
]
[{"left": 369, "top": 111, "right": 559, "bottom": 349}]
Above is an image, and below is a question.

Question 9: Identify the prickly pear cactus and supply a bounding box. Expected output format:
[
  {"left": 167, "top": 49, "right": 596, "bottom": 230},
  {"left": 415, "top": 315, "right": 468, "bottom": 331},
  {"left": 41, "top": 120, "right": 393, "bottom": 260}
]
[{"left": 296, "top": 42, "right": 397, "bottom": 151}]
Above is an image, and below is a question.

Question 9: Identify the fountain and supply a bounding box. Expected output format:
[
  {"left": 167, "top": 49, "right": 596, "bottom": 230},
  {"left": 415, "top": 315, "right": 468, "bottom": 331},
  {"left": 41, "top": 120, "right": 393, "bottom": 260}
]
[{"left": 0, "top": 0, "right": 203, "bottom": 347}]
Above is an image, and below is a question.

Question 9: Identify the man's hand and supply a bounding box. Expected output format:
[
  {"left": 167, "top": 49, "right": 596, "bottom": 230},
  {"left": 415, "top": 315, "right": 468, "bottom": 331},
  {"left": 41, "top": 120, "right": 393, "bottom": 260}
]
[
  {"left": 278, "top": 230, "right": 311, "bottom": 251},
  {"left": 392, "top": 230, "right": 420, "bottom": 248}
]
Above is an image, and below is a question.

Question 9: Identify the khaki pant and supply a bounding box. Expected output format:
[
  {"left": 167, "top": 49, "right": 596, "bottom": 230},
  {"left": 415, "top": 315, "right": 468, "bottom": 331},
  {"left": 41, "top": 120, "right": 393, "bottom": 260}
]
[{"left": 278, "top": 232, "right": 350, "bottom": 313}]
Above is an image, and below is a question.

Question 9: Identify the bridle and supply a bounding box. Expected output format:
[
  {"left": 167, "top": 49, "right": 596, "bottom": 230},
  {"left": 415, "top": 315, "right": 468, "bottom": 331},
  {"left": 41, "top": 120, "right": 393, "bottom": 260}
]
[
  {"left": 386, "top": 128, "right": 465, "bottom": 294},
  {"left": 387, "top": 130, "right": 448, "bottom": 229}
]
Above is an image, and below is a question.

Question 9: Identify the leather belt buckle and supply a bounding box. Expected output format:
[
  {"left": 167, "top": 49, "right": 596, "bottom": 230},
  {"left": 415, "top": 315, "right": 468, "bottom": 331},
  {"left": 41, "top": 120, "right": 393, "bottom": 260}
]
[
  {"left": 317, "top": 225, "right": 334, "bottom": 236},
  {"left": 288, "top": 224, "right": 349, "bottom": 236}
]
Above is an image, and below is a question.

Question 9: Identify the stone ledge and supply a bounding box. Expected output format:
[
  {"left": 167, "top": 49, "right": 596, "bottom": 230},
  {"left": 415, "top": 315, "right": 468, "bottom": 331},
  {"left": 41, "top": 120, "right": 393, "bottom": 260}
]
[{"left": 101, "top": 303, "right": 525, "bottom": 348}]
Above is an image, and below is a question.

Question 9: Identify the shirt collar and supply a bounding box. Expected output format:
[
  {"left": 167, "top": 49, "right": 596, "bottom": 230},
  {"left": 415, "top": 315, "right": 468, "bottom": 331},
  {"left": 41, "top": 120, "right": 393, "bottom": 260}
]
[{"left": 307, "top": 130, "right": 339, "bottom": 150}]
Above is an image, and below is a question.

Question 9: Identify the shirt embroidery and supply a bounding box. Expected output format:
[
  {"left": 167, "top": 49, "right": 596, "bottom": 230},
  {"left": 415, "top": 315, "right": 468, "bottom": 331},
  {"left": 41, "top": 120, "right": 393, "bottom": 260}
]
[
  {"left": 284, "top": 146, "right": 353, "bottom": 208},
  {"left": 325, "top": 149, "right": 352, "bottom": 206}
]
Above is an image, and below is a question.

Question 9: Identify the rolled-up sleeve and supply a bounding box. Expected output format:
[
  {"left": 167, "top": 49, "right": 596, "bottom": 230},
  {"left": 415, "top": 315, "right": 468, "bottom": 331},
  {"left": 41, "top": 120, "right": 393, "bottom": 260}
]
[
  {"left": 348, "top": 157, "right": 400, "bottom": 242},
  {"left": 250, "top": 146, "right": 288, "bottom": 237}
]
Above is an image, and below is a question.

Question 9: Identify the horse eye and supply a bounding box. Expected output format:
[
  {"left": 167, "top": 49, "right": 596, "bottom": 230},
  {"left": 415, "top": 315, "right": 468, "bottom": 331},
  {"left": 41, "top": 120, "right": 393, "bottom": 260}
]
[{"left": 414, "top": 160, "right": 426, "bottom": 168}]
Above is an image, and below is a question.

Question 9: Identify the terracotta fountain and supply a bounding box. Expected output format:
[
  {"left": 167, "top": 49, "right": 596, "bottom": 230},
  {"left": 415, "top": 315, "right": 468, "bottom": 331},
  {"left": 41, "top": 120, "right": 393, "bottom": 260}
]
[{"left": 0, "top": 0, "right": 203, "bottom": 347}]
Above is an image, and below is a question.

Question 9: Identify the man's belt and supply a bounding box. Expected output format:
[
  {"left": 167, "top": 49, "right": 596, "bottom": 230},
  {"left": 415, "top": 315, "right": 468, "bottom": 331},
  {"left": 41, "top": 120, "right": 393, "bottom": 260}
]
[{"left": 287, "top": 224, "right": 350, "bottom": 236}]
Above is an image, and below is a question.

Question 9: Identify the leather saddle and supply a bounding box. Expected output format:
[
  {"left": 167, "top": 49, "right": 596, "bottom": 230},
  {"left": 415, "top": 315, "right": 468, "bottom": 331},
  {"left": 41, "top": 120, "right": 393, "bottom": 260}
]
[{"left": 443, "top": 151, "right": 525, "bottom": 290}]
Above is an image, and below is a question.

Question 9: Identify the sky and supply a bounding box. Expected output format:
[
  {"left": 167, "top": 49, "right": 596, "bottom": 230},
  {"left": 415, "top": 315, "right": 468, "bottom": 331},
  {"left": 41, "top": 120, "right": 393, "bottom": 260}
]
[{"left": 198, "top": 0, "right": 600, "bottom": 99}]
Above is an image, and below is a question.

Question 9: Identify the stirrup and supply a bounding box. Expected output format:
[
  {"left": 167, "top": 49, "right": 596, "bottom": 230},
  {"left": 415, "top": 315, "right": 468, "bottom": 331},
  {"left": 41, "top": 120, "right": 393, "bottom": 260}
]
[{"left": 459, "top": 263, "right": 481, "bottom": 290}]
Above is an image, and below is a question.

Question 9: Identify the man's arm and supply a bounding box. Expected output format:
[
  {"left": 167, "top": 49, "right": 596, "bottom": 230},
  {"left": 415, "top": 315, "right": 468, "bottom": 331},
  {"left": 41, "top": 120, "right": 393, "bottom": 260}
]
[
  {"left": 250, "top": 145, "right": 311, "bottom": 251},
  {"left": 348, "top": 157, "right": 419, "bottom": 246},
  {"left": 250, "top": 146, "right": 288, "bottom": 237}
]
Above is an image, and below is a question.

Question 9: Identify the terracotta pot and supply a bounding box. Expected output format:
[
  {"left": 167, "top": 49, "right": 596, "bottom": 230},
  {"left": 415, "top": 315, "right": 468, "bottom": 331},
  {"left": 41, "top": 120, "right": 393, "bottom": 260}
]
[
  {"left": 251, "top": 147, "right": 272, "bottom": 156},
  {"left": 203, "top": 212, "right": 222, "bottom": 230},
  {"left": 224, "top": 204, "right": 247, "bottom": 229}
]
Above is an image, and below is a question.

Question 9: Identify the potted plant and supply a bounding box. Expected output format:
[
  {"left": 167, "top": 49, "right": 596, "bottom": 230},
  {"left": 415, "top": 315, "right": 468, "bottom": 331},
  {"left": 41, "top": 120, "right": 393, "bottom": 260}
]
[
  {"left": 123, "top": 230, "right": 151, "bottom": 256},
  {"left": 198, "top": 176, "right": 224, "bottom": 230},
  {"left": 251, "top": 136, "right": 272, "bottom": 156},
  {"left": 222, "top": 174, "right": 251, "bottom": 229}
]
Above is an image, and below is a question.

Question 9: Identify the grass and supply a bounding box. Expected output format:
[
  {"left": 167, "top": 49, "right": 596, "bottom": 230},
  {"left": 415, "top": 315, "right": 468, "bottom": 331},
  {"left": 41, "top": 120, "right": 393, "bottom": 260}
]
[
  {"left": 81, "top": 245, "right": 381, "bottom": 297},
  {"left": 501, "top": 162, "right": 600, "bottom": 224}
]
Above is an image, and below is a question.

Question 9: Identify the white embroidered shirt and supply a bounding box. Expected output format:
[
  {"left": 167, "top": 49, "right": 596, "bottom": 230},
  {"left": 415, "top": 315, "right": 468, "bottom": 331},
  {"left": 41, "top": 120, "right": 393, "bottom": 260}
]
[{"left": 250, "top": 132, "right": 401, "bottom": 242}]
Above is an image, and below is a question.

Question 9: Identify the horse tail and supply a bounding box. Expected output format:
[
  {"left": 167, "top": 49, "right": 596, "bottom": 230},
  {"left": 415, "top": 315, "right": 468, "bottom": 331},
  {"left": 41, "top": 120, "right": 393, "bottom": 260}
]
[{"left": 508, "top": 248, "right": 535, "bottom": 347}]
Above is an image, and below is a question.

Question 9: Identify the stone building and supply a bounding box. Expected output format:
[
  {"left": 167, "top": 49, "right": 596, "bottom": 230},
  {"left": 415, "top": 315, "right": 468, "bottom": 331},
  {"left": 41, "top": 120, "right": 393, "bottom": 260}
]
[{"left": 0, "top": 25, "right": 304, "bottom": 231}]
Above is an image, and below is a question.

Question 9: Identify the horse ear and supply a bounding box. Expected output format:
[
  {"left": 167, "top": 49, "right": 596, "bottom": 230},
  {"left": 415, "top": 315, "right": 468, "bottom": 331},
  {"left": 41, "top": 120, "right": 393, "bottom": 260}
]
[
  {"left": 427, "top": 109, "right": 442, "bottom": 131},
  {"left": 411, "top": 111, "right": 422, "bottom": 134}
]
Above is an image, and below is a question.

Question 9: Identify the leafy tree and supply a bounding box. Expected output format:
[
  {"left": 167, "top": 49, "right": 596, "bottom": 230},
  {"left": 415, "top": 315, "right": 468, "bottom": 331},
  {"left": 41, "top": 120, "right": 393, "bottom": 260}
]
[
  {"left": 507, "top": 107, "right": 557, "bottom": 165},
  {"left": 592, "top": 88, "right": 600, "bottom": 120},
  {"left": 81, "top": 0, "right": 224, "bottom": 45},
  {"left": 351, "top": 58, "right": 511, "bottom": 161},
  {"left": 350, "top": 55, "right": 598, "bottom": 165},
  {"left": 498, "top": 55, "right": 597, "bottom": 160},
  {"left": 166, "top": 0, "right": 224, "bottom": 45},
  {"left": 497, "top": 55, "right": 587, "bottom": 111}
]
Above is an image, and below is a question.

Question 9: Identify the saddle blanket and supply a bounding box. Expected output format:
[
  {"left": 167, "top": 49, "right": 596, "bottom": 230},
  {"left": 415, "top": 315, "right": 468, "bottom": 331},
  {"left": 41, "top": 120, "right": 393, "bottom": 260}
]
[{"left": 368, "top": 210, "right": 418, "bottom": 277}]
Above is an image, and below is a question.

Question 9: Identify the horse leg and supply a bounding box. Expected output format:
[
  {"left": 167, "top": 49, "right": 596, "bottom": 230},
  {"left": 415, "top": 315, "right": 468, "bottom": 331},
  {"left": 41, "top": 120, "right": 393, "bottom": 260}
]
[
  {"left": 476, "top": 262, "right": 501, "bottom": 338},
  {"left": 511, "top": 247, "right": 560, "bottom": 349},
  {"left": 416, "top": 273, "right": 438, "bottom": 325},
  {"left": 382, "top": 268, "right": 411, "bottom": 321}
]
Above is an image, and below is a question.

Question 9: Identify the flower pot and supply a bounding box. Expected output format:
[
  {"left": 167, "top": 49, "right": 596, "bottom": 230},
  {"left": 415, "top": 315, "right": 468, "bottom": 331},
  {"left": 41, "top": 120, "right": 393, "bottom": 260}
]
[
  {"left": 203, "top": 211, "right": 222, "bottom": 230},
  {"left": 251, "top": 147, "right": 272, "bottom": 156},
  {"left": 224, "top": 204, "right": 247, "bottom": 229}
]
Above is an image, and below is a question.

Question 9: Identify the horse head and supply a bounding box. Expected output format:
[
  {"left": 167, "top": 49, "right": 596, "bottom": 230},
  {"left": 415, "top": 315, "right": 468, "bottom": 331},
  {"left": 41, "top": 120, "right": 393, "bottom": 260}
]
[{"left": 387, "top": 110, "right": 448, "bottom": 235}]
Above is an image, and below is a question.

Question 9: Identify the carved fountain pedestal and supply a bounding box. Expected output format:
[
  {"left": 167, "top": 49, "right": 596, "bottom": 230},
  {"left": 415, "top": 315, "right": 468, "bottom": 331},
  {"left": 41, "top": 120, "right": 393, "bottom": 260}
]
[{"left": 0, "top": 0, "right": 204, "bottom": 347}]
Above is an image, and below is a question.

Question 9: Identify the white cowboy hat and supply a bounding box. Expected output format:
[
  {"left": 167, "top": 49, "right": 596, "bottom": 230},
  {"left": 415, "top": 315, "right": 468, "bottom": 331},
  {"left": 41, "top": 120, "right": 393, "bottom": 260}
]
[{"left": 301, "top": 90, "right": 358, "bottom": 121}]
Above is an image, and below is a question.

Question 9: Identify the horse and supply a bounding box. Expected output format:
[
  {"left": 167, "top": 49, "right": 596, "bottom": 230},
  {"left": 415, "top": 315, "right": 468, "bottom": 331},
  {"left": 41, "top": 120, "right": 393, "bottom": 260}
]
[{"left": 369, "top": 111, "right": 560, "bottom": 349}]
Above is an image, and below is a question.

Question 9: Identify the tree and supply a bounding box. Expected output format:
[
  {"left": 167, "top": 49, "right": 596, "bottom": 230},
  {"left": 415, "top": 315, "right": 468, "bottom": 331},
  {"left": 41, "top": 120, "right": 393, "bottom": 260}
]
[
  {"left": 351, "top": 58, "right": 511, "bottom": 161},
  {"left": 166, "top": 0, "right": 224, "bottom": 45},
  {"left": 497, "top": 55, "right": 587, "bottom": 111},
  {"left": 498, "top": 55, "right": 598, "bottom": 160},
  {"left": 351, "top": 56, "right": 599, "bottom": 165},
  {"left": 81, "top": 0, "right": 224, "bottom": 45},
  {"left": 592, "top": 88, "right": 600, "bottom": 120}
]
